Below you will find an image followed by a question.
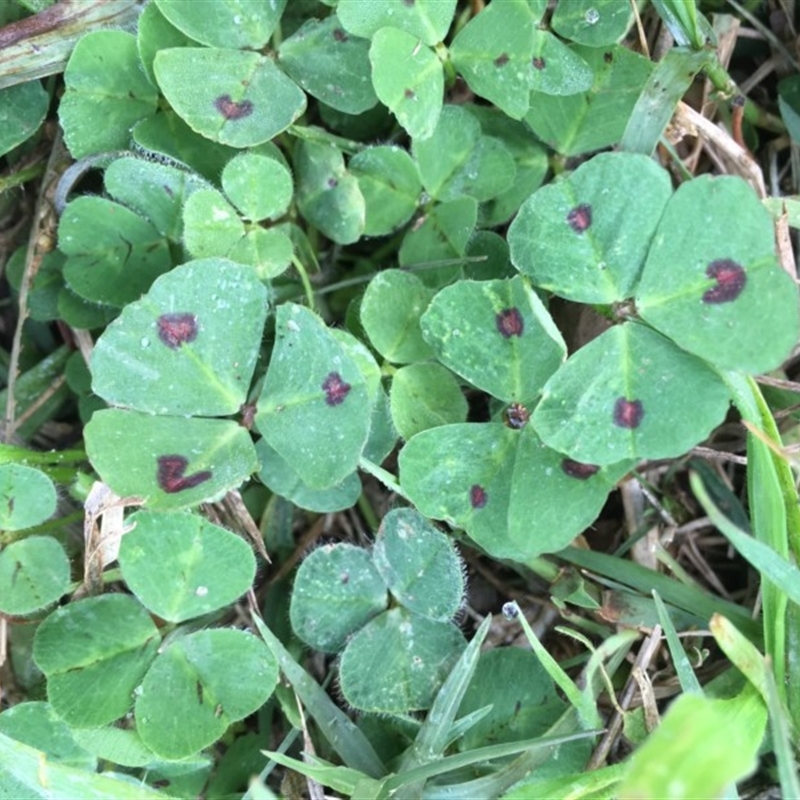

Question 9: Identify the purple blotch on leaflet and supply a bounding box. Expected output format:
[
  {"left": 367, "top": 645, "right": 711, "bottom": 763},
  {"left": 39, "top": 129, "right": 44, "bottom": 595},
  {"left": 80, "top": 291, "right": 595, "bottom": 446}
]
[
  {"left": 214, "top": 94, "right": 253, "bottom": 120},
  {"left": 702, "top": 259, "right": 746, "bottom": 304},
  {"left": 567, "top": 204, "right": 592, "bottom": 233},
  {"left": 157, "top": 455, "right": 212, "bottom": 494},
  {"left": 496, "top": 307, "right": 524, "bottom": 338},
  {"left": 157, "top": 313, "right": 197, "bottom": 349},
  {"left": 613, "top": 398, "right": 644, "bottom": 429},
  {"left": 470, "top": 484, "right": 487, "bottom": 509},
  {"left": 322, "top": 372, "right": 351, "bottom": 406},
  {"left": 561, "top": 459, "right": 600, "bottom": 479}
]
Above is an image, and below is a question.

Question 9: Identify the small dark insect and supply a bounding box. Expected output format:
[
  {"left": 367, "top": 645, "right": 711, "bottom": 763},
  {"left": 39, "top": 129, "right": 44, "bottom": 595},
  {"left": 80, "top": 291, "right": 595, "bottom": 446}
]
[
  {"left": 613, "top": 397, "right": 644, "bottom": 429},
  {"left": 494, "top": 53, "right": 510, "bottom": 67},
  {"left": 532, "top": 56, "right": 546, "bottom": 70},
  {"left": 702, "top": 259, "right": 746, "bottom": 304},
  {"left": 470, "top": 484, "right": 488, "bottom": 509},
  {"left": 157, "top": 313, "right": 197, "bottom": 349},
  {"left": 566, "top": 204, "right": 592, "bottom": 233},
  {"left": 214, "top": 94, "right": 254, "bottom": 120},
  {"left": 561, "top": 458, "right": 600, "bottom": 479},
  {"left": 504, "top": 403, "right": 530, "bottom": 430},
  {"left": 157, "top": 455, "right": 212, "bottom": 494},
  {"left": 322, "top": 372, "right": 351, "bottom": 406},
  {"left": 496, "top": 307, "right": 524, "bottom": 338}
]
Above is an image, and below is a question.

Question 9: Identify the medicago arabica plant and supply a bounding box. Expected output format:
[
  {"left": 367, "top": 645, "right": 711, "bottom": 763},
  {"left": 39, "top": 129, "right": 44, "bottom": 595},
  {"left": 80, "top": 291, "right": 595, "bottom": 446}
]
[{"left": 1, "top": 0, "right": 800, "bottom": 797}]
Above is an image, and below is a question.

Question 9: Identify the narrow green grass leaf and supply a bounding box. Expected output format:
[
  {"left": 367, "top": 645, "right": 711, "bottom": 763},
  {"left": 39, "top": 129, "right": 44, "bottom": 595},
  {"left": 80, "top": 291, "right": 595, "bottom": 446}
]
[
  {"left": 650, "top": 0, "right": 709, "bottom": 48},
  {"left": 399, "top": 615, "right": 491, "bottom": 772},
  {"left": 0, "top": 731, "right": 167, "bottom": 799},
  {"left": 691, "top": 472, "right": 800, "bottom": 607},
  {"left": 558, "top": 546, "right": 762, "bottom": 642},
  {"left": 764, "top": 664, "right": 800, "bottom": 799},
  {"left": 382, "top": 730, "right": 604, "bottom": 793},
  {"left": 252, "top": 615, "right": 386, "bottom": 778},
  {"left": 653, "top": 590, "right": 702, "bottom": 695},
  {"left": 726, "top": 372, "right": 800, "bottom": 726},
  {"left": 258, "top": 752, "right": 368, "bottom": 795},
  {"left": 620, "top": 48, "right": 711, "bottom": 154},
  {"left": 710, "top": 614, "right": 768, "bottom": 701},
  {"left": 507, "top": 601, "right": 601, "bottom": 728}
]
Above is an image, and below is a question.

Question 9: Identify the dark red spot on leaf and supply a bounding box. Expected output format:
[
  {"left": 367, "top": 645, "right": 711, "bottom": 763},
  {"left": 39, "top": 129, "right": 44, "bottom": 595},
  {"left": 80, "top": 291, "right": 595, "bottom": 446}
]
[
  {"left": 404, "top": 88, "right": 415, "bottom": 99},
  {"left": 613, "top": 398, "right": 644, "bottom": 429},
  {"left": 157, "top": 455, "right": 212, "bottom": 494},
  {"left": 157, "top": 313, "right": 197, "bottom": 349},
  {"left": 561, "top": 459, "right": 600, "bottom": 479},
  {"left": 702, "top": 259, "right": 746, "bottom": 304},
  {"left": 332, "top": 27, "right": 348, "bottom": 42},
  {"left": 532, "top": 56, "right": 546, "bottom": 70},
  {"left": 496, "top": 307, "right": 524, "bottom": 338},
  {"left": 567, "top": 204, "right": 592, "bottom": 233},
  {"left": 494, "top": 53, "right": 510, "bottom": 67},
  {"left": 322, "top": 372, "right": 351, "bottom": 406},
  {"left": 470, "top": 484, "right": 487, "bottom": 509},
  {"left": 504, "top": 403, "right": 530, "bottom": 430},
  {"left": 214, "top": 94, "right": 253, "bottom": 120}
]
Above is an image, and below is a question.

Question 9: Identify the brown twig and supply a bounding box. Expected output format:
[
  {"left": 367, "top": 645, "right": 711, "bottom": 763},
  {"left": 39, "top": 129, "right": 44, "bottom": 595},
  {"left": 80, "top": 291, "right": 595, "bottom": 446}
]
[
  {"left": 0, "top": 0, "right": 142, "bottom": 90},
  {"left": 587, "top": 625, "right": 663, "bottom": 769}
]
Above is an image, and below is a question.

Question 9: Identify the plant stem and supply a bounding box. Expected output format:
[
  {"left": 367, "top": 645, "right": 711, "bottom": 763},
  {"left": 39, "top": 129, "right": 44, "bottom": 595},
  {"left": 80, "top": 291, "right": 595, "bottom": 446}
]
[
  {"left": 291, "top": 254, "right": 317, "bottom": 312},
  {"left": 358, "top": 457, "right": 408, "bottom": 499}
]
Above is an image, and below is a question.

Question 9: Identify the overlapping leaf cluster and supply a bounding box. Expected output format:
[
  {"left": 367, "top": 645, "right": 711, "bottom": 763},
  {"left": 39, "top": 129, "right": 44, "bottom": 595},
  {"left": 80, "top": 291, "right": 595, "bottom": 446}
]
[{"left": 2, "top": 0, "right": 799, "bottom": 787}]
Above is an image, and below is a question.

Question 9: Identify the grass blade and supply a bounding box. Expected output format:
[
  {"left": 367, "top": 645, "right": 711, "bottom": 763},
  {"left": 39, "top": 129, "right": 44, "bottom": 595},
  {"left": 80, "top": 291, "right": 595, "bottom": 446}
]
[
  {"left": 252, "top": 615, "right": 386, "bottom": 779},
  {"left": 653, "top": 590, "right": 702, "bottom": 695},
  {"left": 556, "top": 547, "right": 761, "bottom": 642},
  {"left": 690, "top": 472, "right": 800, "bottom": 607}
]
